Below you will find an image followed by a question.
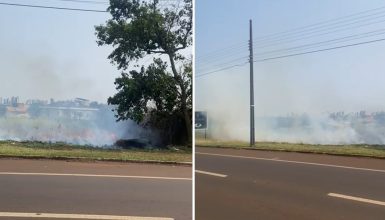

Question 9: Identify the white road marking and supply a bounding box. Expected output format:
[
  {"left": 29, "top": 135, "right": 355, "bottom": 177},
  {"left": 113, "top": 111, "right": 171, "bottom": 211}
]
[
  {"left": 328, "top": 193, "right": 385, "bottom": 206},
  {"left": 195, "top": 170, "right": 227, "bottom": 178},
  {"left": 0, "top": 172, "right": 191, "bottom": 181},
  {"left": 0, "top": 212, "right": 173, "bottom": 219},
  {"left": 196, "top": 152, "right": 385, "bottom": 173}
]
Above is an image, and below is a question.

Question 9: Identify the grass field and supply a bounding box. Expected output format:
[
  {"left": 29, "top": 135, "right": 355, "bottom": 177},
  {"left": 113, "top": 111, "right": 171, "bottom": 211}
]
[
  {"left": 0, "top": 141, "right": 192, "bottom": 164},
  {"left": 196, "top": 138, "right": 385, "bottom": 158}
]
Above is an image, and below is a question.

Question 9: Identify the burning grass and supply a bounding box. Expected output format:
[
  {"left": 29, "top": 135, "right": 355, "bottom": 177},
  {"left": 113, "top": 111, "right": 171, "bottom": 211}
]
[
  {"left": 0, "top": 141, "right": 192, "bottom": 164},
  {"left": 196, "top": 138, "right": 385, "bottom": 158}
]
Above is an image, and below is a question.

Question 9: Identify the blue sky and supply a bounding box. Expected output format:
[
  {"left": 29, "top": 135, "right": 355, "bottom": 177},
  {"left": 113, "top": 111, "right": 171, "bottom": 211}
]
[{"left": 195, "top": 0, "right": 385, "bottom": 115}]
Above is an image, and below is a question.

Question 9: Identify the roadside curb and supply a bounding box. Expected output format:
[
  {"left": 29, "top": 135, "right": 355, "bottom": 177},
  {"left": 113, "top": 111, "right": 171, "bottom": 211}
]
[
  {"left": 196, "top": 145, "right": 385, "bottom": 159},
  {"left": 0, "top": 155, "right": 192, "bottom": 166}
]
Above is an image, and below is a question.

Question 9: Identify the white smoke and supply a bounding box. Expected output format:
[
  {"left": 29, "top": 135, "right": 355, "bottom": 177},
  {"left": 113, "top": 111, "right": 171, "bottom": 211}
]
[
  {"left": 196, "top": 64, "right": 385, "bottom": 145},
  {"left": 200, "top": 111, "right": 385, "bottom": 145},
  {"left": 0, "top": 106, "right": 152, "bottom": 147}
]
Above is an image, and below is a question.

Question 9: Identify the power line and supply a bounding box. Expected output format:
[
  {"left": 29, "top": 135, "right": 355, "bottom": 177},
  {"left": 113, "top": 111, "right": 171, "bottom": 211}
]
[
  {"left": 196, "top": 6, "right": 385, "bottom": 79},
  {"left": 195, "top": 62, "right": 248, "bottom": 78},
  {"left": 254, "top": 13, "right": 385, "bottom": 49},
  {"left": 198, "top": 12, "right": 385, "bottom": 64},
  {"left": 254, "top": 37, "right": 385, "bottom": 63},
  {"left": 196, "top": 55, "right": 248, "bottom": 72},
  {"left": 197, "top": 5, "right": 385, "bottom": 61},
  {"left": 36, "top": 0, "right": 108, "bottom": 5},
  {"left": 198, "top": 14, "right": 385, "bottom": 65},
  {"left": 253, "top": 5, "right": 385, "bottom": 43},
  {"left": 197, "top": 49, "right": 248, "bottom": 67},
  {"left": 196, "top": 43, "right": 248, "bottom": 61},
  {"left": 199, "top": 12, "right": 385, "bottom": 64},
  {"left": 199, "top": 28, "right": 385, "bottom": 73},
  {"left": 253, "top": 28, "right": 385, "bottom": 58},
  {"left": 196, "top": 37, "right": 385, "bottom": 78},
  {"left": 195, "top": 44, "right": 247, "bottom": 62},
  {"left": 0, "top": 2, "right": 107, "bottom": 12},
  {"left": 0, "top": 1, "right": 187, "bottom": 13}
]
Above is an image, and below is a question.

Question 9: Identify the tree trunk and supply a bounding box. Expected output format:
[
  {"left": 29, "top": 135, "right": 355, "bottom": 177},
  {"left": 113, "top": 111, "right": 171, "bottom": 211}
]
[
  {"left": 168, "top": 53, "right": 192, "bottom": 145},
  {"left": 183, "top": 107, "right": 192, "bottom": 146}
]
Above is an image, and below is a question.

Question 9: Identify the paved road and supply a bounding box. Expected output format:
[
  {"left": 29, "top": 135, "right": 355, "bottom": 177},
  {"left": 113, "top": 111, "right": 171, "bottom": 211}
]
[
  {"left": 0, "top": 159, "right": 192, "bottom": 220},
  {"left": 196, "top": 147, "right": 385, "bottom": 220}
]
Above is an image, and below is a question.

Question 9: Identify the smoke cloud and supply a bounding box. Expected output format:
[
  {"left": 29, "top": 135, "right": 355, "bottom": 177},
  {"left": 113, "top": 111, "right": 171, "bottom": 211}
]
[
  {"left": 0, "top": 99, "right": 157, "bottom": 147},
  {"left": 196, "top": 60, "right": 385, "bottom": 145},
  {"left": 203, "top": 112, "right": 385, "bottom": 145}
]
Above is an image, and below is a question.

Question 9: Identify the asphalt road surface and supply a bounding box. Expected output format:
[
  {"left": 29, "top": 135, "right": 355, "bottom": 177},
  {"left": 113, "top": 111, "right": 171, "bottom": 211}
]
[
  {"left": 0, "top": 159, "right": 192, "bottom": 220},
  {"left": 196, "top": 147, "right": 385, "bottom": 220}
]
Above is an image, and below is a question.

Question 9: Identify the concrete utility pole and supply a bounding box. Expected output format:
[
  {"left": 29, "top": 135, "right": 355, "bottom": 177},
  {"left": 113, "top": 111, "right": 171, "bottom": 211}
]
[{"left": 249, "top": 19, "right": 255, "bottom": 147}]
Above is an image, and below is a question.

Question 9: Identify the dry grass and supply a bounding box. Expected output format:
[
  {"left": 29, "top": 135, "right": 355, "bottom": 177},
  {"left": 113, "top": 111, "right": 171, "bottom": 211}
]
[
  {"left": 0, "top": 141, "right": 192, "bottom": 164},
  {"left": 196, "top": 138, "right": 385, "bottom": 158}
]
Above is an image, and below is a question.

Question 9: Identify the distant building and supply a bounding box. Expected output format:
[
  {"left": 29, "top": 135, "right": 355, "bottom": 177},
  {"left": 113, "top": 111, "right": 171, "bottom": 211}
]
[
  {"left": 6, "top": 104, "right": 28, "bottom": 118},
  {"left": 0, "top": 97, "right": 103, "bottom": 120},
  {"left": 75, "top": 98, "right": 90, "bottom": 107},
  {"left": 26, "top": 99, "right": 48, "bottom": 105},
  {"left": 39, "top": 106, "right": 99, "bottom": 120}
]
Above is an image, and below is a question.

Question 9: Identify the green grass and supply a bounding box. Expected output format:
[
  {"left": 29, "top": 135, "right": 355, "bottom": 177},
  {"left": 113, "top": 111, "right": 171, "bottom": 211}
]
[
  {"left": 0, "top": 141, "right": 192, "bottom": 164},
  {"left": 196, "top": 139, "right": 385, "bottom": 158}
]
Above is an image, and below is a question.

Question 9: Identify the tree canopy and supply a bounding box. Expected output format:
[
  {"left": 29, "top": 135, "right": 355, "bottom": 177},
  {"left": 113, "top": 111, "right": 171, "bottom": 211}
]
[{"left": 95, "top": 0, "right": 192, "bottom": 145}]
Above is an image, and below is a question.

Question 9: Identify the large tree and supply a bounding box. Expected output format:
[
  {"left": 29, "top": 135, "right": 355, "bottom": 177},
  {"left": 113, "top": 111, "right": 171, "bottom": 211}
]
[{"left": 95, "top": 0, "right": 192, "bottom": 145}]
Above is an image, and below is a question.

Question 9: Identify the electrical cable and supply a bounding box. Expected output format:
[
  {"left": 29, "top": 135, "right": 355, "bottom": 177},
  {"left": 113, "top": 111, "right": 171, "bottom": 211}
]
[
  {"left": 0, "top": 2, "right": 106, "bottom": 12},
  {"left": 196, "top": 37, "right": 385, "bottom": 78}
]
